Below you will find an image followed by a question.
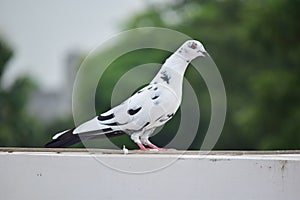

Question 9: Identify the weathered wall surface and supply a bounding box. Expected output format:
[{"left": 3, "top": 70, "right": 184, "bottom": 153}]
[{"left": 0, "top": 149, "right": 299, "bottom": 200}]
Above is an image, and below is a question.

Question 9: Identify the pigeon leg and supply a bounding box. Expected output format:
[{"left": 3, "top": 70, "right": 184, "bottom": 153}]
[
  {"left": 131, "top": 132, "right": 149, "bottom": 150},
  {"left": 136, "top": 143, "right": 148, "bottom": 151},
  {"left": 147, "top": 143, "right": 176, "bottom": 151},
  {"left": 141, "top": 136, "right": 165, "bottom": 151},
  {"left": 147, "top": 143, "right": 165, "bottom": 151}
]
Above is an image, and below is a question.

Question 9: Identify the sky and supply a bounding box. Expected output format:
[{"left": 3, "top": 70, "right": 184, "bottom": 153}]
[{"left": 0, "top": 0, "right": 158, "bottom": 91}]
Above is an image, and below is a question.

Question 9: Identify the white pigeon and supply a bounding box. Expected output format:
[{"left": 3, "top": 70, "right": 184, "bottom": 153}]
[{"left": 45, "top": 40, "right": 207, "bottom": 150}]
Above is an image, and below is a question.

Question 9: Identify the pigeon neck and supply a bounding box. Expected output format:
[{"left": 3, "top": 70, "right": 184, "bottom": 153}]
[
  {"left": 151, "top": 53, "right": 190, "bottom": 86},
  {"left": 164, "top": 53, "right": 190, "bottom": 76},
  {"left": 150, "top": 54, "right": 189, "bottom": 100},
  {"left": 174, "top": 51, "right": 191, "bottom": 63}
]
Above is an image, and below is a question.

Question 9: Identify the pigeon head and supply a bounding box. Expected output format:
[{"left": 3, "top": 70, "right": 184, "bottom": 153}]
[{"left": 176, "top": 40, "right": 207, "bottom": 62}]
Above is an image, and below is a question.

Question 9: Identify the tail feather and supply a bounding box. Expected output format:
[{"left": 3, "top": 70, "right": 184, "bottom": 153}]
[
  {"left": 45, "top": 128, "right": 126, "bottom": 148},
  {"left": 45, "top": 128, "right": 80, "bottom": 148}
]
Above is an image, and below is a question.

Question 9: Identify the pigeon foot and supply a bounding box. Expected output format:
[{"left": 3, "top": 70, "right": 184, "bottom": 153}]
[
  {"left": 137, "top": 143, "right": 149, "bottom": 151},
  {"left": 147, "top": 143, "right": 167, "bottom": 151}
]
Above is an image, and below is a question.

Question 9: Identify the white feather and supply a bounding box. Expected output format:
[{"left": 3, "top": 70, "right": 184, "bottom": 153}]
[{"left": 52, "top": 130, "right": 69, "bottom": 140}]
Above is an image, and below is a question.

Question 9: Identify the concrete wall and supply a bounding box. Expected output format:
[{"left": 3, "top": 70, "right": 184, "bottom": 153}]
[{"left": 0, "top": 149, "right": 299, "bottom": 200}]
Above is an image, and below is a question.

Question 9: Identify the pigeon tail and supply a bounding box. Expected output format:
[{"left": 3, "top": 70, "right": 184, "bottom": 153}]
[
  {"left": 45, "top": 128, "right": 80, "bottom": 148},
  {"left": 45, "top": 128, "right": 126, "bottom": 148}
]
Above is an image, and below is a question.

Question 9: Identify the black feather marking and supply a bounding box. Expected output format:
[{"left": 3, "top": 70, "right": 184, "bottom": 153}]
[
  {"left": 105, "top": 122, "right": 119, "bottom": 126},
  {"left": 102, "top": 128, "right": 113, "bottom": 132},
  {"left": 45, "top": 128, "right": 80, "bottom": 148},
  {"left": 153, "top": 87, "right": 158, "bottom": 91},
  {"left": 73, "top": 126, "right": 115, "bottom": 137},
  {"left": 128, "top": 107, "right": 142, "bottom": 115},
  {"left": 167, "top": 113, "right": 174, "bottom": 118},
  {"left": 152, "top": 95, "right": 159, "bottom": 100},
  {"left": 78, "top": 129, "right": 125, "bottom": 140},
  {"left": 160, "top": 71, "right": 171, "bottom": 84},
  {"left": 78, "top": 130, "right": 126, "bottom": 141},
  {"left": 142, "top": 122, "right": 150, "bottom": 128},
  {"left": 157, "top": 113, "right": 174, "bottom": 123},
  {"left": 156, "top": 115, "right": 163, "bottom": 121},
  {"left": 98, "top": 113, "right": 114, "bottom": 121},
  {"left": 148, "top": 86, "right": 152, "bottom": 90}
]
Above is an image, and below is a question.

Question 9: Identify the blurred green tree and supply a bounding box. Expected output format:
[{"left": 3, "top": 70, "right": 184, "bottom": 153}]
[
  {"left": 120, "top": 0, "right": 300, "bottom": 149},
  {"left": 0, "top": 39, "right": 45, "bottom": 147},
  {"left": 1, "top": 0, "right": 299, "bottom": 150}
]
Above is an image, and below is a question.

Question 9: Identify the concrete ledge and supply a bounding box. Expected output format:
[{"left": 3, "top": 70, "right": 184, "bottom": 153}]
[
  {"left": 1, "top": 148, "right": 300, "bottom": 200},
  {"left": 1, "top": 147, "right": 300, "bottom": 155}
]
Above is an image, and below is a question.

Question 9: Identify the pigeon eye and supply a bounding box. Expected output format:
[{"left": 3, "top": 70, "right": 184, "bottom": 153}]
[{"left": 188, "top": 42, "right": 197, "bottom": 49}]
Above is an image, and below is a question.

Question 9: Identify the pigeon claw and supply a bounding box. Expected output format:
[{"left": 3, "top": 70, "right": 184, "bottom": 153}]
[
  {"left": 136, "top": 143, "right": 165, "bottom": 151},
  {"left": 147, "top": 143, "right": 166, "bottom": 151}
]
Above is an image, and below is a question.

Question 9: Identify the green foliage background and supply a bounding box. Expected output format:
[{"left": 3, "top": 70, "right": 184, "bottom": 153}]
[{"left": 0, "top": 0, "right": 299, "bottom": 149}]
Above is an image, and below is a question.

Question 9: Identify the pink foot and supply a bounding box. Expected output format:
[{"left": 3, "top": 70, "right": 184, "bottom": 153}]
[
  {"left": 137, "top": 143, "right": 149, "bottom": 151},
  {"left": 147, "top": 143, "right": 166, "bottom": 151}
]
